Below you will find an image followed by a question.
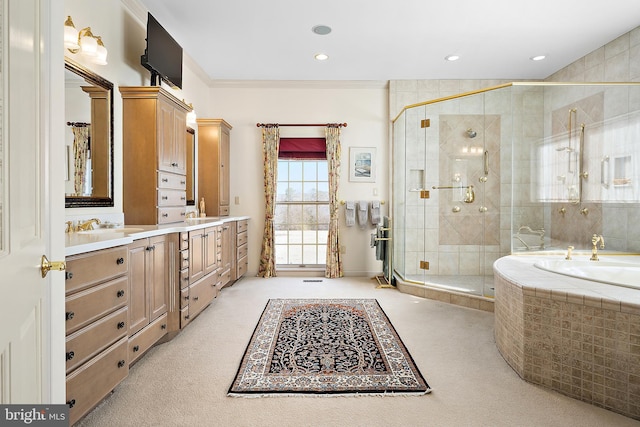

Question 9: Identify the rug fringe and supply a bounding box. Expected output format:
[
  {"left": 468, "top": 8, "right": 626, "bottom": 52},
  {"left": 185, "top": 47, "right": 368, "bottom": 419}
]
[{"left": 227, "top": 388, "right": 432, "bottom": 398}]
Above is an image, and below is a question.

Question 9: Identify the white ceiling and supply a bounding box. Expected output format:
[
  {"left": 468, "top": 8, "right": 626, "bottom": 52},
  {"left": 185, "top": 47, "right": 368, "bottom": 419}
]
[{"left": 139, "top": 0, "right": 640, "bottom": 82}]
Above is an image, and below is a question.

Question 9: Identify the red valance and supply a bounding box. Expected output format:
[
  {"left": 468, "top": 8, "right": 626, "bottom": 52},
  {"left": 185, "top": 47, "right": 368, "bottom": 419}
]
[{"left": 279, "top": 137, "right": 326, "bottom": 159}]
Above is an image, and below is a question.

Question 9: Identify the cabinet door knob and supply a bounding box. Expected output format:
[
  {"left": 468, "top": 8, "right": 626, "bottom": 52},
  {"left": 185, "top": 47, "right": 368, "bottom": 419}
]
[
  {"left": 161, "top": 324, "right": 167, "bottom": 330},
  {"left": 65, "top": 271, "right": 73, "bottom": 280},
  {"left": 184, "top": 295, "right": 189, "bottom": 300},
  {"left": 133, "top": 345, "right": 140, "bottom": 352},
  {"left": 116, "top": 257, "right": 125, "bottom": 265},
  {"left": 117, "top": 290, "right": 125, "bottom": 298},
  {"left": 117, "top": 360, "right": 126, "bottom": 368},
  {"left": 185, "top": 314, "right": 190, "bottom": 320},
  {"left": 67, "top": 399, "right": 76, "bottom": 409},
  {"left": 65, "top": 311, "right": 75, "bottom": 321},
  {"left": 66, "top": 351, "right": 75, "bottom": 361},
  {"left": 162, "top": 196, "right": 168, "bottom": 200},
  {"left": 117, "top": 321, "right": 126, "bottom": 329},
  {"left": 162, "top": 213, "right": 168, "bottom": 217},
  {"left": 193, "top": 296, "right": 199, "bottom": 301},
  {"left": 162, "top": 178, "right": 168, "bottom": 183},
  {"left": 172, "top": 162, "right": 178, "bottom": 167}
]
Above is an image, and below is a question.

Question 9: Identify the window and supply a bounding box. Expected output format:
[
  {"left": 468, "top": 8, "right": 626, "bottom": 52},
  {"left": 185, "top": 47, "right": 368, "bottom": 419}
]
[{"left": 275, "top": 159, "right": 329, "bottom": 267}]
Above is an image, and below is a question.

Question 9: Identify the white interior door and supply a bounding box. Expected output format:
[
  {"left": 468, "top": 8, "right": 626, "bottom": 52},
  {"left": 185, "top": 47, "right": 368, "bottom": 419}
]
[{"left": 0, "top": 0, "right": 65, "bottom": 404}]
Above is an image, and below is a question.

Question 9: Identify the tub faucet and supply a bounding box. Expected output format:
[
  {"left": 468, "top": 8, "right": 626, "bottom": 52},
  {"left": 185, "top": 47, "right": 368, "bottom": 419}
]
[
  {"left": 565, "top": 245, "right": 574, "bottom": 260},
  {"left": 590, "top": 234, "right": 605, "bottom": 261}
]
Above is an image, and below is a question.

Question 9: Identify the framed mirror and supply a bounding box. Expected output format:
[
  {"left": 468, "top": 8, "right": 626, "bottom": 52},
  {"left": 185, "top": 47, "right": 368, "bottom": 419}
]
[{"left": 65, "top": 57, "right": 114, "bottom": 208}]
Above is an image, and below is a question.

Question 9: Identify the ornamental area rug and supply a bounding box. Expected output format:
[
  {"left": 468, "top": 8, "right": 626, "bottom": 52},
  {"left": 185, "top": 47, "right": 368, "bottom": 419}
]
[{"left": 228, "top": 298, "right": 431, "bottom": 396}]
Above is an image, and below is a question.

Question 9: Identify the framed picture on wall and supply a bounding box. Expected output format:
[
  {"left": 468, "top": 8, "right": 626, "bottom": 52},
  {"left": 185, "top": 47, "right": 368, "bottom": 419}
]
[{"left": 349, "top": 147, "right": 376, "bottom": 182}]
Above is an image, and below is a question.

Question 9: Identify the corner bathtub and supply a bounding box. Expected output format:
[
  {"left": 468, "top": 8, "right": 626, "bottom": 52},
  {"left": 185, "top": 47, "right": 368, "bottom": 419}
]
[
  {"left": 534, "top": 259, "right": 640, "bottom": 290},
  {"left": 493, "top": 254, "right": 640, "bottom": 420}
]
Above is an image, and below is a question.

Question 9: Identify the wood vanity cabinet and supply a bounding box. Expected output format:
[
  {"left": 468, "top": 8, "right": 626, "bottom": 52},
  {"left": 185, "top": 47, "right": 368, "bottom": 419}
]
[
  {"left": 196, "top": 119, "right": 232, "bottom": 216},
  {"left": 179, "top": 226, "right": 221, "bottom": 328},
  {"left": 127, "top": 235, "right": 169, "bottom": 365},
  {"left": 64, "top": 246, "right": 130, "bottom": 426},
  {"left": 234, "top": 219, "right": 249, "bottom": 280},
  {"left": 120, "top": 86, "right": 191, "bottom": 224},
  {"left": 219, "top": 222, "right": 233, "bottom": 287}
]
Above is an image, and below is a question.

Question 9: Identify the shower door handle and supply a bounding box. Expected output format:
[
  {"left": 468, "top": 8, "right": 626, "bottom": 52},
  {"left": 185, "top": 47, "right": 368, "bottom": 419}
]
[{"left": 484, "top": 150, "right": 489, "bottom": 176}]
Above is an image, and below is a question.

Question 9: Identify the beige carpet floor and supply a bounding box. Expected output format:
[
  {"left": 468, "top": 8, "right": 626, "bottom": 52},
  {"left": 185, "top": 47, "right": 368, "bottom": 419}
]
[{"left": 77, "top": 276, "right": 640, "bottom": 427}]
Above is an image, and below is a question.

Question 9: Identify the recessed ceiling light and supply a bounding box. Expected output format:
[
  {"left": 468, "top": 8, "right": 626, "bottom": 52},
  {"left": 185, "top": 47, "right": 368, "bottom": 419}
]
[
  {"left": 530, "top": 55, "right": 546, "bottom": 61},
  {"left": 312, "top": 25, "right": 332, "bottom": 36},
  {"left": 315, "top": 53, "right": 329, "bottom": 61},
  {"left": 445, "top": 55, "right": 460, "bottom": 61}
]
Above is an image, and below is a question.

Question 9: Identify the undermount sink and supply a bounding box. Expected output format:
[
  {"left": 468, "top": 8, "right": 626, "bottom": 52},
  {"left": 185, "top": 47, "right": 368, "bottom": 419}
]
[{"left": 76, "top": 227, "right": 145, "bottom": 235}]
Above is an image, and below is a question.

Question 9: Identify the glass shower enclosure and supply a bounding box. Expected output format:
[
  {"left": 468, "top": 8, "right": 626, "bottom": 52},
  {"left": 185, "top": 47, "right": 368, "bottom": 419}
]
[{"left": 392, "top": 82, "right": 640, "bottom": 298}]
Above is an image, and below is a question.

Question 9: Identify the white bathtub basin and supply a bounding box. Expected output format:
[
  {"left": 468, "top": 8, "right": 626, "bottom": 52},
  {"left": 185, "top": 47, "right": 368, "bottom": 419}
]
[{"left": 534, "top": 259, "right": 640, "bottom": 290}]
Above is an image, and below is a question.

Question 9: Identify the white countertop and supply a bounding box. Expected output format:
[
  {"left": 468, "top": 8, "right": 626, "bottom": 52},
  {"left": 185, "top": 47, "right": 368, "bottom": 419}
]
[{"left": 65, "top": 216, "right": 250, "bottom": 256}]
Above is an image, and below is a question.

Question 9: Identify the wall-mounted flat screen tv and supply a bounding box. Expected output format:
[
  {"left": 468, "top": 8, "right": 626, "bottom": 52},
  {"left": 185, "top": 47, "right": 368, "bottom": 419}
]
[{"left": 141, "top": 12, "right": 183, "bottom": 89}]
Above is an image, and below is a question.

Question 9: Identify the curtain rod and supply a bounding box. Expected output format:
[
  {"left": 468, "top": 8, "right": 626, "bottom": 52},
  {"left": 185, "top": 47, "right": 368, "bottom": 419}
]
[
  {"left": 67, "top": 121, "right": 90, "bottom": 127},
  {"left": 256, "top": 123, "right": 347, "bottom": 128}
]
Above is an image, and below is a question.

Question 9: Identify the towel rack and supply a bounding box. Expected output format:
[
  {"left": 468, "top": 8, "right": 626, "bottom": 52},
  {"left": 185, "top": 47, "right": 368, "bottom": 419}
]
[{"left": 340, "top": 200, "right": 385, "bottom": 205}]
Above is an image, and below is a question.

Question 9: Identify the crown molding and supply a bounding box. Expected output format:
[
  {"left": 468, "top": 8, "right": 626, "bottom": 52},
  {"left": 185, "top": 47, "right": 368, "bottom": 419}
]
[{"left": 210, "top": 80, "right": 389, "bottom": 90}]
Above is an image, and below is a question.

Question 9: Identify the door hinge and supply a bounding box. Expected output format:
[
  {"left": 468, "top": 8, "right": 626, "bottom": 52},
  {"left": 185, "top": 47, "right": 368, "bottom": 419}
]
[
  {"left": 419, "top": 261, "right": 430, "bottom": 270},
  {"left": 420, "top": 119, "right": 431, "bottom": 128},
  {"left": 420, "top": 190, "right": 430, "bottom": 199}
]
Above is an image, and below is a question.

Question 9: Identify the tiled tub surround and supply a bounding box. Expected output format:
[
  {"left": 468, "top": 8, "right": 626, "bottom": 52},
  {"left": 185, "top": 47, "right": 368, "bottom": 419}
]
[{"left": 494, "top": 254, "right": 640, "bottom": 420}]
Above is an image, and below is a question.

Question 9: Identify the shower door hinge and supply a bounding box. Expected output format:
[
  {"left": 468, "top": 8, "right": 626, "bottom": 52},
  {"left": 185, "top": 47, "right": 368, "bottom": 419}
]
[
  {"left": 420, "top": 119, "right": 431, "bottom": 128},
  {"left": 419, "top": 261, "right": 430, "bottom": 270},
  {"left": 420, "top": 190, "right": 430, "bottom": 199}
]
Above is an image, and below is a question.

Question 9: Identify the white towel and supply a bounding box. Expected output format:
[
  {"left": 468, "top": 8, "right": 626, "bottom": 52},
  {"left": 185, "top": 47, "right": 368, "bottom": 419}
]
[
  {"left": 370, "top": 200, "right": 380, "bottom": 225},
  {"left": 357, "top": 201, "right": 369, "bottom": 228},
  {"left": 345, "top": 201, "right": 355, "bottom": 227}
]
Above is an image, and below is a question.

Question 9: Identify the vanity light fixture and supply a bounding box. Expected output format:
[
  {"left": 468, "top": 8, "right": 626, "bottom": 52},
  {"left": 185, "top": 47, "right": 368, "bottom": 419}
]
[{"left": 64, "top": 16, "right": 108, "bottom": 65}]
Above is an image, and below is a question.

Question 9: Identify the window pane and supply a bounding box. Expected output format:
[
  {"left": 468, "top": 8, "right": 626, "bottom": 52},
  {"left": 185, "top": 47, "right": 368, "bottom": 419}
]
[
  {"left": 303, "top": 245, "right": 317, "bottom": 264},
  {"left": 289, "top": 245, "right": 303, "bottom": 264},
  {"left": 289, "top": 161, "right": 303, "bottom": 180},
  {"left": 289, "top": 205, "right": 302, "bottom": 225},
  {"left": 289, "top": 230, "right": 303, "bottom": 244},
  {"left": 275, "top": 245, "right": 288, "bottom": 264},
  {"left": 317, "top": 161, "right": 328, "bottom": 178},
  {"left": 274, "top": 205, "right": 288, "bottom": 225},
  {"left": 288, "top": 182, "right": 303, "bottom": 201},
  {"left": 317, "top": 182, "right": 329, "bottom": 201},
  {"left": 303, "top": 230, "right": 317, "bottom": 244},
  {"left": 317, "top": 205, "right": 330, "bottom": 225},
  {"left": 303, "top": 205, "right": 317, "bottom": 225},
  {"left": 303, "top": 162, "right": 317, "bottom": 180},
  {"left": 303, "top": 183, "right": 317, "bottom": 201},
  {"left": 275, "top": 230, "right": 288, "bottom": 244},
  {"left": 277, "top": 161, "right": 288, "bottom": 182}
]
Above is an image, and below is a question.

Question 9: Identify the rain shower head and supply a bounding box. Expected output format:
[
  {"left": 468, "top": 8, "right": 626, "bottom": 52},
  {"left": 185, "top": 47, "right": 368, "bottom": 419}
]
[{"left": 466, "top": 128, "right": 477, "bottom": 138}]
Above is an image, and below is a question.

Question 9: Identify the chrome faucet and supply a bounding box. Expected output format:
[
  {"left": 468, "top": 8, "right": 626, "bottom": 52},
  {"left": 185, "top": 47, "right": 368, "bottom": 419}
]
[
  {"left": 76, "top": 218, "right": 101, "bottom": 231},
  {"left": 590, "top": 234, "right": 605, "bottom": 261}
]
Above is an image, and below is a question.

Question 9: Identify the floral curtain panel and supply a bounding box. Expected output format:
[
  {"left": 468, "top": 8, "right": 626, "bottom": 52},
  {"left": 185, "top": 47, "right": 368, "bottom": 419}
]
[
  {"left": 325, "top": 126, "right": 343, "bottom": 278},
  {"left": 72, "top": 125, "right": 90, "bottom": 196},
  {"left": 257, "top": 125, "right": 279, "bottom": 278}
]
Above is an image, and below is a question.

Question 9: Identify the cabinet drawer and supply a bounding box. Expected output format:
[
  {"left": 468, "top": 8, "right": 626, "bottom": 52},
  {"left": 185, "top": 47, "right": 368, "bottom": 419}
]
[
  {"left": 219, "top": 205, "right": 229, "bottom": 216},
  {"left": 219, "top": 268, "right": 231, "bottom": 287},
  {"left": 236, "top": 231, "right": 248, "bottom": 247},
  {"left": 236, "top": 220, "right": 248, "bottom": 233},
  {"left": 237, "top": 256, "right": 248, "bottom": 278},
  {"left": 189, "top": 273, "right": 216, "bottom": 319},
  {"left": 65, "top": 307, "right": 128, "bottom": 374},
  {"left": 66, "top": 337, "right": 128, "bottom": 426},
  {"left": 179, "top": 268, "right": 189, "bottom": 290},
  {"left": 65, "top": 246, "right": 128, "bottom": 294},
  {"left": 180, "top": 286, "right": 189, "bottom": 309},
  {"left": 65, "top": 276, "right": 128, "bottom": 335},
  {"left": 157, "top": 171, "right": 186, "bottom": 190},
  {"left": 180, "top": 232, "right": 189, "bottom": 250},
  {"left": 128, "top": 313, "right": 168, "bottom": 366},
  {"left": 158, "top": 189, "right": 187, "bottom": 206},
  {"left": 237, "top": 243, "right": 248, "bottom": 260},
  {"left": 181, "top": 306, "right": 191, "bottom": 329},
  {"left": 180, "top": 249, "right": 189, "bottom": 270},
  {"left": 158, "top": 206, "right": 186, "bottom": 224}
]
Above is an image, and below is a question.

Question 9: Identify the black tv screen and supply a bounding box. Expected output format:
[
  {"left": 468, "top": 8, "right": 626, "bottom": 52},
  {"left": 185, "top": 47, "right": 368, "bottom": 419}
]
[{"left": 141, "top": 13, "right": 183, "bottom": 89}]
